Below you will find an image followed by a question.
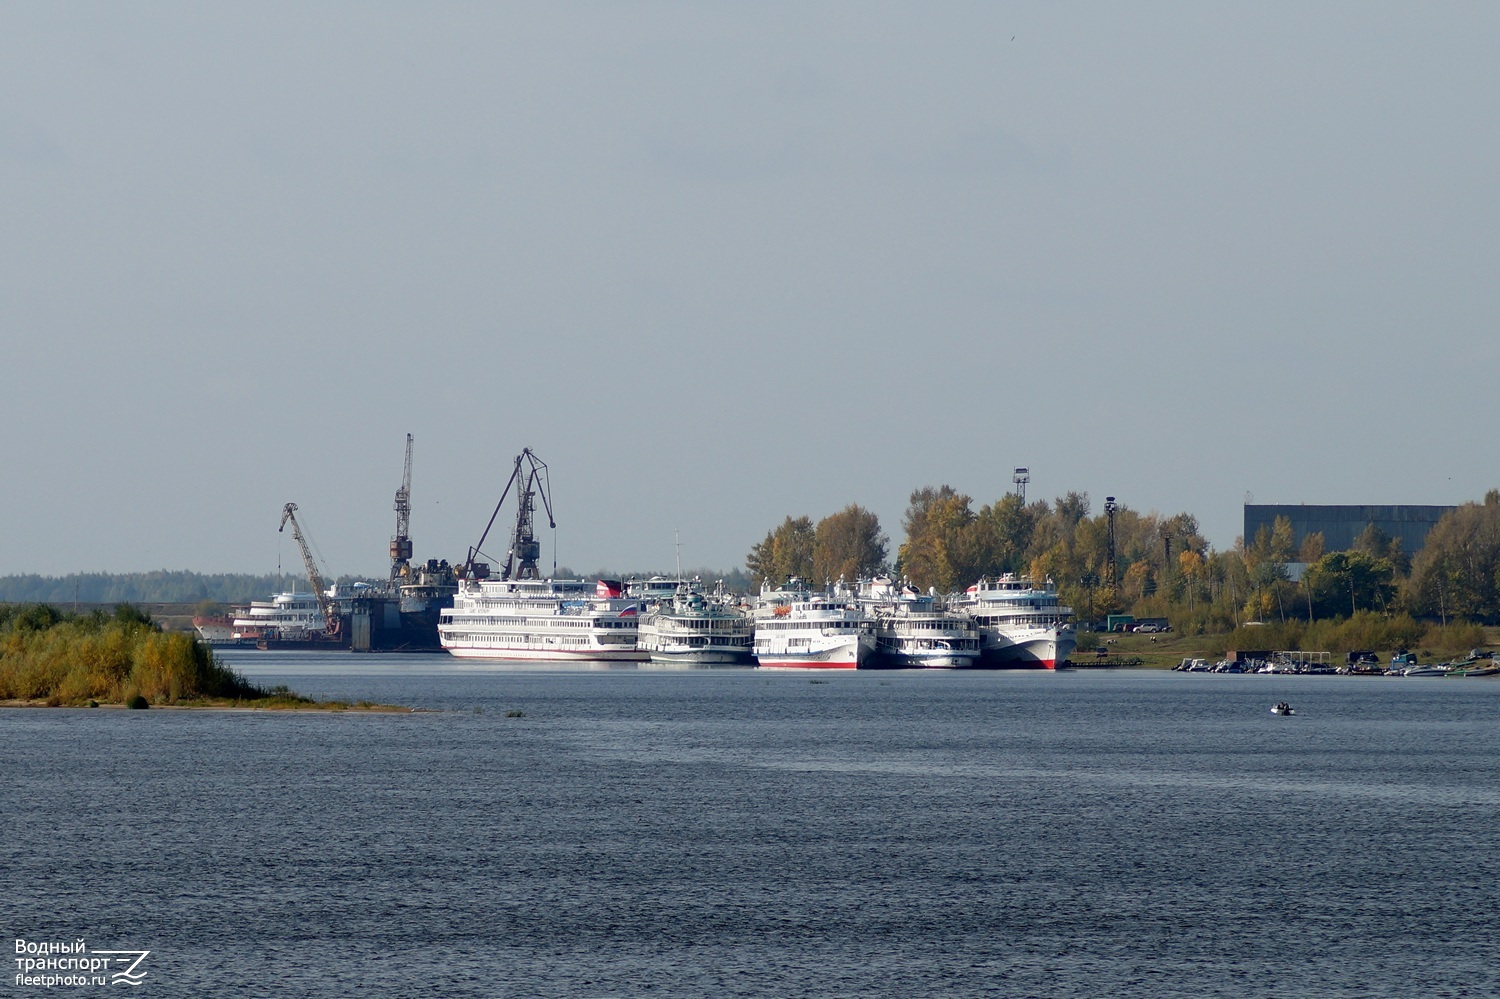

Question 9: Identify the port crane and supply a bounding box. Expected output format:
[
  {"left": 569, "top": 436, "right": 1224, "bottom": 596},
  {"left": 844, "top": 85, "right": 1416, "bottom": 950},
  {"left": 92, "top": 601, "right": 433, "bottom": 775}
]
[
  {"left": 464, "top": 448, "right": 555, "bottom": 581},
  {"left": 390, "top": 433, "right": 414, "bottom": 585},
  {"left": 279, "top": 502, "right": 341, "bottom": 637}
]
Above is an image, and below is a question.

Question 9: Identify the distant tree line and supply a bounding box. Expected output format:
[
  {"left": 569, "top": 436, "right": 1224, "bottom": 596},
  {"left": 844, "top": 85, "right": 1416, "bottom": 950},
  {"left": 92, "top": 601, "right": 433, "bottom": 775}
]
[
  {"left": 0, "top": 571, "right": 320, "bottom": 605},
  {"left": 744, "top": 486, "right": 1500, "bottom": 638}
]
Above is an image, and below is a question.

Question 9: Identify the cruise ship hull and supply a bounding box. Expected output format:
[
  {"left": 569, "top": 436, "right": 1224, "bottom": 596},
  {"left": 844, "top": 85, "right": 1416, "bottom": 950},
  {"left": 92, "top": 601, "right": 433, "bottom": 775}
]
[
  {"left": 975, "top": 629, "right": 1077, "bottom": 670},
  {"left": 445, "top": 645, "right": 645, "bottom": 662},
  {"left": 872, "top": 651, "right": 978, "bottom": 670},
  {"left": 755, "top": 635, "right": 874, "bottom": 669},
  {"left": 644, "top": 649, "right": 755, "bottom": 667}
]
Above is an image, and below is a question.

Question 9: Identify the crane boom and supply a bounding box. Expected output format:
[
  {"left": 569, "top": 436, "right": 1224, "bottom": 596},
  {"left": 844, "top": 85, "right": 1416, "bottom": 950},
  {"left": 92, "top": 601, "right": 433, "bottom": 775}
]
[
  {"left": 464, "top": 448, "right": 555, "bottom": 581},
  {"left": 391, "top": 433, "right": 414, "bottom": 583},
  {"left": 279, "top": 502, "right": 340, "bottom": 636}
]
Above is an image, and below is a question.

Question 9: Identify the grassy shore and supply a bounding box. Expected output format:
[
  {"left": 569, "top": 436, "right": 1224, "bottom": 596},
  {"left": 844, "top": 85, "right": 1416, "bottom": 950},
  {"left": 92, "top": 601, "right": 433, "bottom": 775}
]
[
  {"left": 1079, "top": 623, "right": 1500, "bottom": 670},
  {"left": 0, "top": 603, "right": 405, "bottom": 710}
]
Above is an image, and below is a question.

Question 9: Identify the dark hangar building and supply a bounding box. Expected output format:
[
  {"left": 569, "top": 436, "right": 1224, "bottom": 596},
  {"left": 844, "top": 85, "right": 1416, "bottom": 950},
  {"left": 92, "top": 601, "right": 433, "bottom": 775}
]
[{"left": 1243, "top": 504, "right": 1457, "bottom": 558}]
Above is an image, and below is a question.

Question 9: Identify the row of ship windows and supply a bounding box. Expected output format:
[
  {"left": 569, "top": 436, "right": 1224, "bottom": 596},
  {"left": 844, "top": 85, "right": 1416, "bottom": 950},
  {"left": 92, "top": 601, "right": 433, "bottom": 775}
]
[
  {"left": 445, "top": 635, "right": 593, "bottom": 646},
  {"left": 972, "top": 616, "right": 1064, "bottom": 627},
  {"left": 444, "top": 617, "right": 635, "bottom": 629},
  {"left": 877, "top": 638, "right": 980, "bottom": 650},
  {"left": 657, "top": 619, "right": 746, "bottom": 630},
  {"left": 758, "top": 621, "right": 866, "bottom": 630},
  {"left": 652, "top": 636, "right": 754, "bottom": 647},
  {"left": 442, "top": 634, "right": 637, "bottom": 646}
]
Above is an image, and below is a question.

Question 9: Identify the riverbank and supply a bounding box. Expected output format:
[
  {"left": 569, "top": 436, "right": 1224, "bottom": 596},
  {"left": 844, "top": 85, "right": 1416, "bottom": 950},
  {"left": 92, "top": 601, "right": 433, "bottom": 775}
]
[
  {"left": 0, "top": 696, "right": 410, "bottom": 711},
  {"left": 0, "top": 604, "right": 408, "bottom": 710}
]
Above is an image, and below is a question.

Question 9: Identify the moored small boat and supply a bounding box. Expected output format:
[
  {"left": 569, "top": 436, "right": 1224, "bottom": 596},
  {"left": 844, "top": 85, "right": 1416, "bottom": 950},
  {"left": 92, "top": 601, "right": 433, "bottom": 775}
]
[{"left": 1403, "top": 665, "right": 1448, "bottom": 677}]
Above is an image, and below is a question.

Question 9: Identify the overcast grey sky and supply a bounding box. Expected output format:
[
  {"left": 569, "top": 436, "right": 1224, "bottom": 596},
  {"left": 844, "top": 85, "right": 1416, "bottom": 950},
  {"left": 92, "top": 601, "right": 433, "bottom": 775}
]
[{"left": 3, "top": 3, "right": 1497, "bottom": 578}]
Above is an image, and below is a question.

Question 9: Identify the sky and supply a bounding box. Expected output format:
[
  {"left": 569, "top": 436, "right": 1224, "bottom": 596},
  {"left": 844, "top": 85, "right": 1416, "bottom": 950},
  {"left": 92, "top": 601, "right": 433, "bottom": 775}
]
[{"left": 3, "top": 3, "right": 1498, "bottom": 579}]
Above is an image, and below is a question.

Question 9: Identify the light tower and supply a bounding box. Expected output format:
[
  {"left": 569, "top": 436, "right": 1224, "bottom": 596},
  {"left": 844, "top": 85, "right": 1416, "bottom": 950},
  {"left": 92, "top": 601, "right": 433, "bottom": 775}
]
[{"left": 1013, "top": 467, "right": 1030, "bottom": 504}]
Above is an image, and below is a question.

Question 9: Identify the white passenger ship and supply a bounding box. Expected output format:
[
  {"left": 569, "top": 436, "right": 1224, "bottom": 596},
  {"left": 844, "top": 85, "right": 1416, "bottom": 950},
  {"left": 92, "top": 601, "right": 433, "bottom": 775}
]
[
  {"left": 229, "top": 590, "right": 326, "bottom": 642},
  {"left": 752, "top": 579, "right": 875, "bottom": 669},
  {"left": 438, "top": 447, "right": 645, "bottom": 662},
  {"left": 950, "top": 573, "right": 1077, "bottom": 669},
  {"left": 858, "top": 577, "right": 979, "bottom": 669},
  {"left": 438, "top": 577, "right": 645, "bottom": 661},
  {"left": 637, "top": 583, "right": 754, "bottom": 666}
]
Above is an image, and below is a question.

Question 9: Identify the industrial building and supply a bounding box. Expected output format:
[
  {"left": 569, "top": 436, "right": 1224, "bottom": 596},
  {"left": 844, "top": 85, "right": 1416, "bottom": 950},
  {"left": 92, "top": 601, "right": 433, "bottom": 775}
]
[{"left": 1242, "top": 504, "right": 1456, "bottom": 558}]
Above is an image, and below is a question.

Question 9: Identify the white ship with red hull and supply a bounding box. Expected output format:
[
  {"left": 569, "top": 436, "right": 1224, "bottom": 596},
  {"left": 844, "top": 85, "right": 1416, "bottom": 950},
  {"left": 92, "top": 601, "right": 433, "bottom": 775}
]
[
  {"left": 229, "top": 590, "right": 326, "bottom": 642},
  {"left": 752, "top": 580, "right": 875, "bottom": 669},
  {"left": 952, "top": 574, "right": 1076, "bottom": 669},
  {"left": 439, "top": 448, "right": 645, "bottom": 662},
  {"left": 439, "top": 577, "right": 644, "bottom": 661}
]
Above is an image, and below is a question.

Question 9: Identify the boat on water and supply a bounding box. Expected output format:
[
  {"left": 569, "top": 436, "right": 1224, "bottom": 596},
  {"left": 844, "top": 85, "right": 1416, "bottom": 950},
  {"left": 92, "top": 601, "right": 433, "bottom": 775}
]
[
  {"left": 949, "top": 573, "right": 1077, "bottom": 669},
  {"left": 752, "top": 578, "right": 875, "bottom": 669},
  {"left": 191, "top": 614, "right": 241, "bottom": 645},
  {"left": 438, "top": 448, "right": 646, "bottom": 662},
  {"left": 1403, "top": 665, "right": 1449, "bottom": 677},
  {"left": 637, "top": 582, "right": 755, "bottom": 667},
  {"left": 858, "top": 576, "right": 979, "bottom": 669},
  {"left": 229, "top": 589, "right": 342, "bottom": 645},
  {"left": 1456, "top": 664, "right": 1500, "bottom": 677},
  {"left": 1271, "top": 702, "right": 1296, "bottom": 715},
  {"left": 440, "top": 576, "right": 644, "bottom": 661}
]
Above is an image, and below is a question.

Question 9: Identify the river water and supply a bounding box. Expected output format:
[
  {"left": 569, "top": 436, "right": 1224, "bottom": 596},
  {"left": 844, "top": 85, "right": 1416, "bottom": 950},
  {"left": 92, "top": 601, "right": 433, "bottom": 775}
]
[{"left": 5, "top": 654, "right": 1499, "bottom": 997}]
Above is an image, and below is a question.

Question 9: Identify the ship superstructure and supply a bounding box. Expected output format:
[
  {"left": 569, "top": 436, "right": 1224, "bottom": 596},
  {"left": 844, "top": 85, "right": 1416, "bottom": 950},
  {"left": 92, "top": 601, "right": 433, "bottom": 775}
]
[
  {"left": 637, "top": 581, "right": 754, "bottom": 666},
  {"left": 858, "top": 576, "right": 979, "bottom": 669},
  {"left": 752, "top": 578, "right": 875, "bottom": 669},
  {"left": 950, "top": 573, "right": 1076, "bottom": 669}
]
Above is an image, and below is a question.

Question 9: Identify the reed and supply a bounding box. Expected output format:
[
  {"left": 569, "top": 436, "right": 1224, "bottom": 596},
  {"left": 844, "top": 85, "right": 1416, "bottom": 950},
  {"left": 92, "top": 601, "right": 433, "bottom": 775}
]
[{"left": 0, "top": 603, "right": 263, "bottom": 704}]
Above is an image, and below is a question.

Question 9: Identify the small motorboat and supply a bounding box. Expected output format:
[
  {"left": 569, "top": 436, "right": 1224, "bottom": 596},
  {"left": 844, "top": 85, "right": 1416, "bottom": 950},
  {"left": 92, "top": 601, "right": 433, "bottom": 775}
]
[{"left": 1270, "top": 702, "right": 1296, "bottom": 716}]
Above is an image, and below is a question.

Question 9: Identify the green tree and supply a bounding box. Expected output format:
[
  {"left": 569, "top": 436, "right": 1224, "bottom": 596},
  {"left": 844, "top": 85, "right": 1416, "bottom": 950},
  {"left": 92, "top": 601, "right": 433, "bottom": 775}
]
[
  {"left": 897, "top": 486, "right": 976, "bottom": 592},
  {"left": 1243, "top": 516, "right": 1295, "bottom": 622},
  {"left": 745, "top": 515, "right": 816, "bottom": 585},
  {"left": 813, "top": 505, "right": 888, "bottom": 583},
  {"left": 1406, "top": 498, "right": 1500, "bottom": 623},
  {"left": 1303, "top": 550, "right": 1396, "bottom": 618}
]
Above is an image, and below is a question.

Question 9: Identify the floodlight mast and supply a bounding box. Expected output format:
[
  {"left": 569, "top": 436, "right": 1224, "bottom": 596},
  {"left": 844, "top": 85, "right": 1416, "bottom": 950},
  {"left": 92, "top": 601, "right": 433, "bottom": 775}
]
[{"left": 1104, "top": 496, "right": 1119, "bottom": 588}]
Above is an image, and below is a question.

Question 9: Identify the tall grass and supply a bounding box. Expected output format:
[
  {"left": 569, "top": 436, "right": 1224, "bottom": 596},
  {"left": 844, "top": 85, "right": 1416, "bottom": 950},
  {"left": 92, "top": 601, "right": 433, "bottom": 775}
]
[
  {"left": 1215, "top": 611, "right": 1484, "bottom": 659},
  {"left": 0, "top": 603, "right": 263, "bottom": 704}
]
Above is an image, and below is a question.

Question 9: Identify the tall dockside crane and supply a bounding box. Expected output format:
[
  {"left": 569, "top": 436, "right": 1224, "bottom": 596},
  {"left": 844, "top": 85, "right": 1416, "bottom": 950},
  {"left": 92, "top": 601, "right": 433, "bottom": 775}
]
[
  {"left": 391, "top": 433, "right": 414, "bottom": 585},
  {"left": 463, "top": 448, "right": 556, "bottom": 582},
  {"left": 279, "top": 502, "right": 341, "bottom": 638}
]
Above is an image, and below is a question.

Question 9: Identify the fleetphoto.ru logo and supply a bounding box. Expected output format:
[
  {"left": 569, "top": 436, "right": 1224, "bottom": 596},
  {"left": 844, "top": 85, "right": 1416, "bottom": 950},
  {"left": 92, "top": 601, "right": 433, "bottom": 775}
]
[{"left": 14, "top": 939, "right": 150, "bottom": 988}]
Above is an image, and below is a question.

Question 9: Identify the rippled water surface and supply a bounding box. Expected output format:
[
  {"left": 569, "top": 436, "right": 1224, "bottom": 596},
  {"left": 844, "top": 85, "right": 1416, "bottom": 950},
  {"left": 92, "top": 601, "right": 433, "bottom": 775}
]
[{"left": 6, "top": 655, "right": 1500, "bottom": 997}]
